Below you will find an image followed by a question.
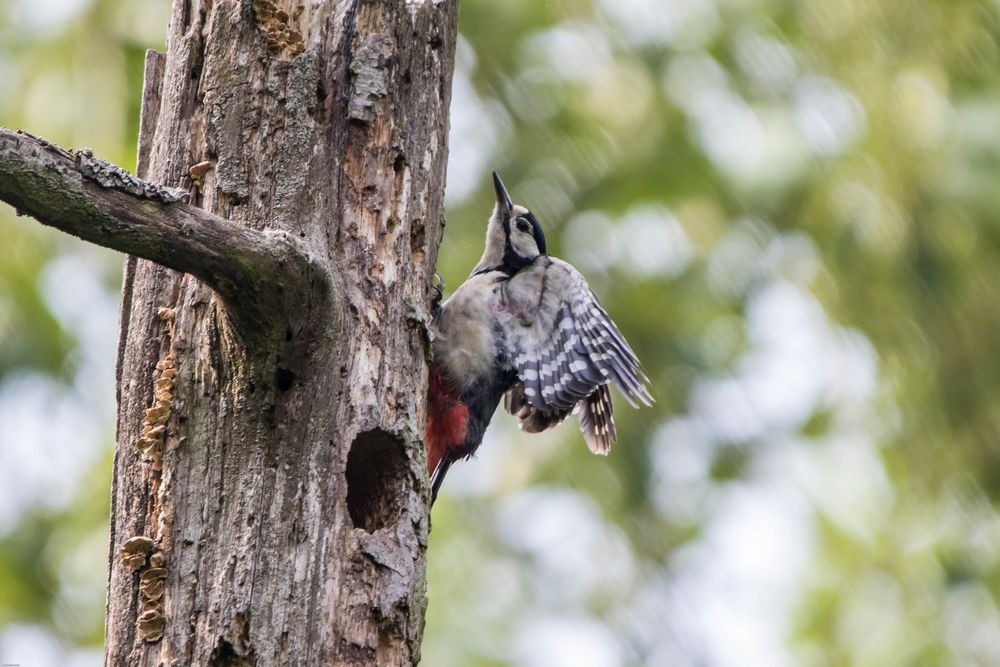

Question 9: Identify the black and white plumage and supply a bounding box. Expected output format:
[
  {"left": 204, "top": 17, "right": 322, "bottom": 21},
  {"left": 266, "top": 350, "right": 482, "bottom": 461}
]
[
  {"left": 426, "top": 173, "right": 651, "bottom": 502},
  {"left": 496, "top": 254, "right": 653, "bottom": 454}
]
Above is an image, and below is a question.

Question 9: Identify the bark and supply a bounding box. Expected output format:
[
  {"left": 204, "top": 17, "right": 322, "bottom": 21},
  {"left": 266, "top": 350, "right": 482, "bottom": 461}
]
[
  {"left": 1, "top": 0, "right": 459, "bottom": 664},
  {"left": 0, "top": 129, "right": 315, "bottom": 337}
]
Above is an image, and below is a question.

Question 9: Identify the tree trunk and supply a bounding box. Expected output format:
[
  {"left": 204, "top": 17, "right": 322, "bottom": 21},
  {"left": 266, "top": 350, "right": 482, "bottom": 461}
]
[{"left": 103, "top": 1, "right": 457, "bottom": 664}]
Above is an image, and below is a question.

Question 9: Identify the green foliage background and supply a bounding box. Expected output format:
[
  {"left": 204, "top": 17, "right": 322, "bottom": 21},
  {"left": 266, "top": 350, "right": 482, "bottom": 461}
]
[{"left": 3, "top": 0, "right": 1000, "bottom": 664}]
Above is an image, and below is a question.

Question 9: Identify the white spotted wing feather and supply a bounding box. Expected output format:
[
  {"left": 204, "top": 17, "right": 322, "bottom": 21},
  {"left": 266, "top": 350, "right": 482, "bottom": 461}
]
[{"left": 500, "top": 258, "right": 652, "bottom": 454}]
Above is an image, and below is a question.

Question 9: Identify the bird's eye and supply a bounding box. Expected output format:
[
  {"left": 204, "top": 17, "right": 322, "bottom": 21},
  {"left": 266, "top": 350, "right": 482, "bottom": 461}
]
[{"left": 516, "top": 218, "right": 531, "bottom": 232}]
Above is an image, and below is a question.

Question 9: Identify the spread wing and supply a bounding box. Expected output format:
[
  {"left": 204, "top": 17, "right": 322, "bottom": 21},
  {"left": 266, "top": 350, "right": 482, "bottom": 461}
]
[{"left": 501, "top": 258, "right": 652, "bottom": 453}]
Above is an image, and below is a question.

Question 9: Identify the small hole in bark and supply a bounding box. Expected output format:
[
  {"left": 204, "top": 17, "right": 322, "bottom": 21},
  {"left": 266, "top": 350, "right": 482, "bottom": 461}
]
[
  {"left": 410, "top": 218, "right": 426, "bottom": 255},
  {"left": 275, "top": 368, "right": 294, "bottom": 392},
  {"left": 346, "top": 429, "right": 408, "bottom": 532},
  {"left": 393, "top": 153, "right": 406, "bottom": 173},
  {"left": 284, "top": 326, "right": 293, "bottom": 342},
  {"left": 209, "top": 612, "right": 255, "bottom": 667}
]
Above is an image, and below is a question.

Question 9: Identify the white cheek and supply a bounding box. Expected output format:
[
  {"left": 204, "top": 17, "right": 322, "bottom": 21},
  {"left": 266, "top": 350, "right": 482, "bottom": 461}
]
[{"left": 513, "top": 232, "right": 536, "bottom": 257}]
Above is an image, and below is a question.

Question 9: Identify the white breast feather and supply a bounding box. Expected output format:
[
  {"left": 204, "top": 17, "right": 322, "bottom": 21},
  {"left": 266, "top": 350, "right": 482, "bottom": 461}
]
[{"left": 433, "top": 272, "right": 504, "bottom": 390}]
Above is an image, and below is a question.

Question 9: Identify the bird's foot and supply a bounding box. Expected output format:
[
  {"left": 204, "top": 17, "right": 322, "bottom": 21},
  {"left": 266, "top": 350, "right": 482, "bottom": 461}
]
[{"left": 430, "top": 272, "right": 445, "bottom": 318}]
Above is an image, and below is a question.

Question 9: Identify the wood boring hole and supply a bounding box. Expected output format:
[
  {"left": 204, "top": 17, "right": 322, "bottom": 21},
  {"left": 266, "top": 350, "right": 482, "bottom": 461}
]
[
  {"left": 346, "top": 429, "right": 408, "bottom": 532},
  {"left": 208, "top": 612, "right": 255, "bottom": 666},
  {"left": 275, "top": 367, "right": 294, "bottom": 392}
]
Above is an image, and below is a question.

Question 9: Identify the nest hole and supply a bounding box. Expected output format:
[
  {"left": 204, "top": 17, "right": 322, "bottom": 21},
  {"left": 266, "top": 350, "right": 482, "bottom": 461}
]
[{"left": 346, "top": 429, "right": 408, "bottom": 533}]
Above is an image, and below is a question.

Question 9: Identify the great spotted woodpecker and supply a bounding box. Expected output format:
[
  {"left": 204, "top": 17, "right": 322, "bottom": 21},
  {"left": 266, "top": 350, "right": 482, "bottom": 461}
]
[{"left": 426, "top": 173, "right": 652, "bottom": 503}]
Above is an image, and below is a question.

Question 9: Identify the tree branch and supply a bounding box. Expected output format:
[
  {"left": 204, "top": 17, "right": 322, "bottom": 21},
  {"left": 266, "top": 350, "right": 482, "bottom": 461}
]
[{"left": 0, "top": 127, "right": 319, "bottom": 338}]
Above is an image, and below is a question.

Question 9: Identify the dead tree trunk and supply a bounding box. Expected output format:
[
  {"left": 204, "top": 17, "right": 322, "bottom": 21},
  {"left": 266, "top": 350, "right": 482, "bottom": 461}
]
[{"left": 0, "top": 0, "right": 458, "bottom": 664}]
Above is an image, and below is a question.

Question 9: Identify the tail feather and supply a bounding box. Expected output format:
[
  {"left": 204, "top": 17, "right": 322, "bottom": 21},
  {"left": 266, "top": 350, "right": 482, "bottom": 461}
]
[
  {"left": 575, "top": 384, "right": 617, "bottom": 455},
  {"left": 430, "top": 455, "right": 454, "bottom": 506}
]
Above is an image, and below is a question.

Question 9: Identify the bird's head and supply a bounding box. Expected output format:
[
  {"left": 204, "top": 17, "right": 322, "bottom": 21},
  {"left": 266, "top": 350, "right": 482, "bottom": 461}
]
[{"left": 472, "top": 172, "right": 547, "bottom": 276}]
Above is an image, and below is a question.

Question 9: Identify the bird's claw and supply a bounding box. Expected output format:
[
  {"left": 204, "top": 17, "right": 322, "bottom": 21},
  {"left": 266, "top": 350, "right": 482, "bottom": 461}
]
[{"left": 430, "top": 272, "right": 445, "bottom": 317}]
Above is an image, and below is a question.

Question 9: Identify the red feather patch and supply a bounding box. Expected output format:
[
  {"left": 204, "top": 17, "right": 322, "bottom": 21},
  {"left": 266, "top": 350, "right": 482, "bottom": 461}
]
[{"left": 426, "top": 365, "right": 469, "bottom": 474}]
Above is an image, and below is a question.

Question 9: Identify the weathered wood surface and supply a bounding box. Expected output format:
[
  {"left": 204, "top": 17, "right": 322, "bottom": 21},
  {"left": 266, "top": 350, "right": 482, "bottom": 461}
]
[
  {"left": 0, "top": 128, "right": 313, "bottom": 337},
  {"left": 103, "top": 1, "right": 459, "bottom": 665}
]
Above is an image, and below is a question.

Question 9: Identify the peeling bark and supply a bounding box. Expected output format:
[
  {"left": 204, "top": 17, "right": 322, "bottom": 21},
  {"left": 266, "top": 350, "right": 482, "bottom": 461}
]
[{"left": 0, "top": 0, "right": 458, "bottom": 665}]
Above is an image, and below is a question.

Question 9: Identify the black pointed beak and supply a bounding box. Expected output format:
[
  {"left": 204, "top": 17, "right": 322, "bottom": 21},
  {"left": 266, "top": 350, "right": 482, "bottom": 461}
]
[{"left": 492, "top": 171, "right": 513, "bottom": 215}]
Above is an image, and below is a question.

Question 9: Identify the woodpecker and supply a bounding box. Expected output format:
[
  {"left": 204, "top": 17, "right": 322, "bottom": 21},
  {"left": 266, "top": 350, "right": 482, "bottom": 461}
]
[{"left": 426, "top": 173, "right": 652, "bottom": 503}]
